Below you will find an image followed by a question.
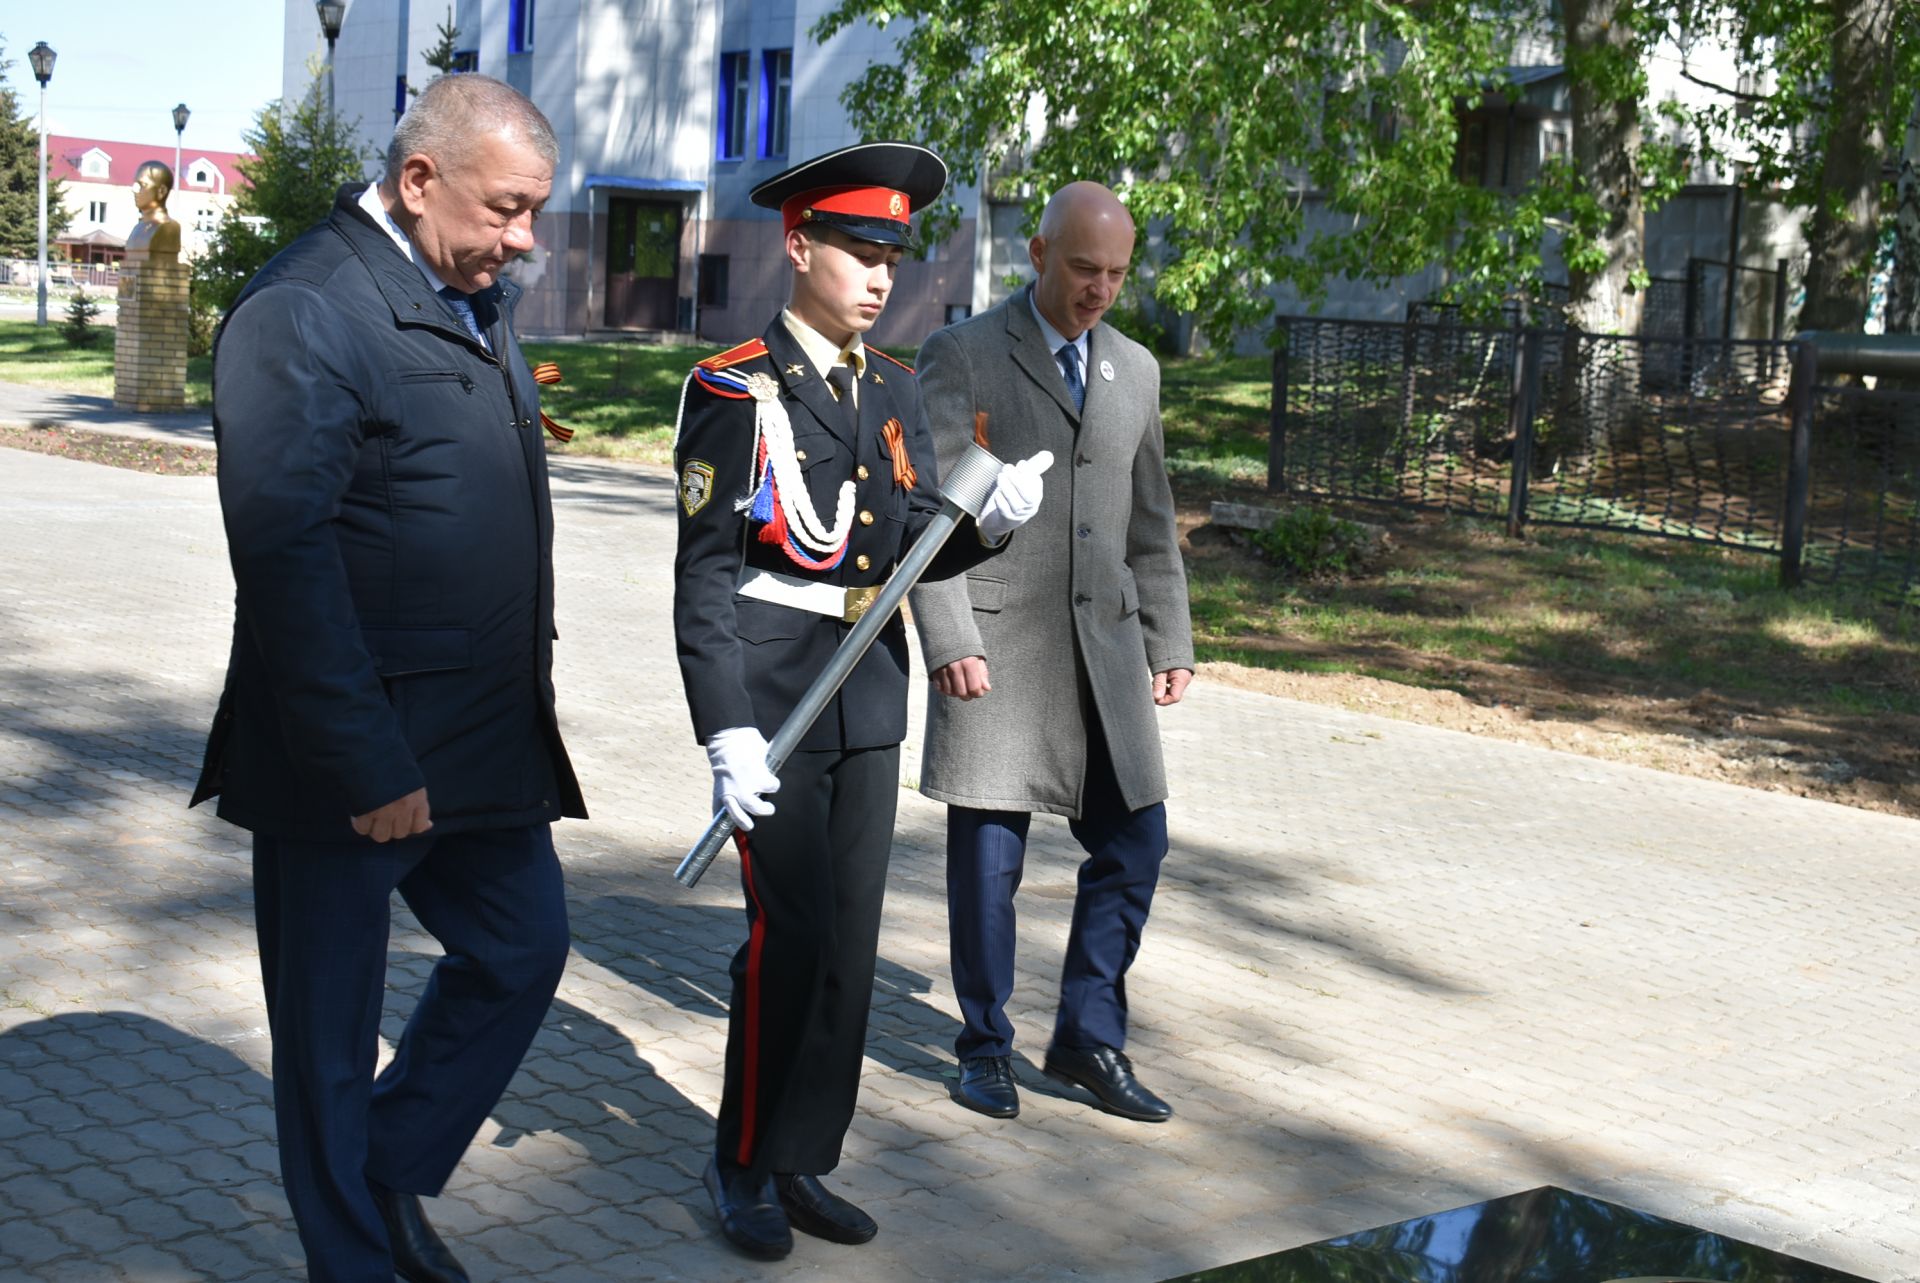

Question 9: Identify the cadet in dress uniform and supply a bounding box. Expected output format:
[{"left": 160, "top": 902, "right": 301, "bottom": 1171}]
[{"left": 670, "top": 141, "right": 1050, "bottom": 1261}]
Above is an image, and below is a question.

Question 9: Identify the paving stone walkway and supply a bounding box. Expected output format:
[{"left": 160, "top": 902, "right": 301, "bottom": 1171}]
[{"left": 1, "top": 442, "right": 1916, "bottom": 1282}]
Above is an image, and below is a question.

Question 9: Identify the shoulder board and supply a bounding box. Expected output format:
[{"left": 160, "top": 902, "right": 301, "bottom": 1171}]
[
  {"left": 868, "top": 346, "right": 914, "bottom": 375},
  {"left": 697, "top": 338, "right": 769, "bottom": 372}
]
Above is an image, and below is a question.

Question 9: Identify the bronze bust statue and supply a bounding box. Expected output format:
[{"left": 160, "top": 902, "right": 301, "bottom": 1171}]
[{"left": 126, "top": 160, "right": 182, "bottom": 257}]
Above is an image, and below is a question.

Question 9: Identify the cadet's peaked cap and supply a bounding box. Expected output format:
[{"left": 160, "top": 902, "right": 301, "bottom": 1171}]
[{"left": 750, "top": 141, "right": 948, "bottom": 248}]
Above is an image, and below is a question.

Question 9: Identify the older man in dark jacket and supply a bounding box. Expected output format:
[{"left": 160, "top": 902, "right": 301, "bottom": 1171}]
[{"left": 191, "top": 74, "right": 583, "bottom": 1283}]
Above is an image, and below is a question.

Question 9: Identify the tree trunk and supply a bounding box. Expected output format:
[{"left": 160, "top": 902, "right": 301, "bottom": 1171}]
[
  {"left": 1562, "top": 0, "right": 1646, "bottom": 337},
  {"left": 1798, "top": 0, "right": 1895, "bottom": 333},
  {"left": 1885, "top": 89, "right": 1920, "bottom": 334}
]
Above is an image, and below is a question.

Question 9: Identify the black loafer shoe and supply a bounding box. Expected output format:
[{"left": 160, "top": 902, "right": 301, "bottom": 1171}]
[
  {"left": 1043, "top": 1043, "right": 1173, "bottom": 1123},
  {"left": 704, "top": 1157, "right": 793, "bottom": 1260},
  {"left": 775, "top": 1173, "right": 878, "bottom": 1245},
  {"left": 951, "top": 1055, "right": 1020, "bottom": 1118},
  {"left": 369, "top": 1182, "right": 470, "bottom": 1283}
]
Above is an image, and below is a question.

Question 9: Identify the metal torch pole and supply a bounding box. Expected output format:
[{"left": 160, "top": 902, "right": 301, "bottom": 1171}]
[
  {"left": 36, "top": 79, "right": 49, "bottom": 327},
  {"left": 674, "top": 437, "right": 1009, "bottom": 888}
]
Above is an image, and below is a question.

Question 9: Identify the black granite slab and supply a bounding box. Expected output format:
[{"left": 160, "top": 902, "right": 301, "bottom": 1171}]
[{"left": 1167, "top": 1185, "right": 1878, "bottom": 1283}]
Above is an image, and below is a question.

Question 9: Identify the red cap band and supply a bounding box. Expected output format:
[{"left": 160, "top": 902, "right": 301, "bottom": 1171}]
[{"left": 781, "top": 184, "right": 912, "bottom": 234}]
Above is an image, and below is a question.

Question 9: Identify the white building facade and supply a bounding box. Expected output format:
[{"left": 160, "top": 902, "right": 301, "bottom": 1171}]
[{"left": 282, "top": 0, "right": 988, "bottom": 346}]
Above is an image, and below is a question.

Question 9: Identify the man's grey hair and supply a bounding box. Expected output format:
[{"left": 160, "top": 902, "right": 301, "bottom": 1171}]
[{"left": 386, "top": 74, "right": 558, "bottom": 180}]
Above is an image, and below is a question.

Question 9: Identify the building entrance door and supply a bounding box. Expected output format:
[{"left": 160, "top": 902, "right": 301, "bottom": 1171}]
[{"left": 605, "top": 198, "right": 681, "bottom": 330}]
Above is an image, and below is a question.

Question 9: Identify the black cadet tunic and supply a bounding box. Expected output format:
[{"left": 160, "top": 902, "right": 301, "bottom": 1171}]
[{"left": 671, "top": 317, "right": 996, "bottom": 752}]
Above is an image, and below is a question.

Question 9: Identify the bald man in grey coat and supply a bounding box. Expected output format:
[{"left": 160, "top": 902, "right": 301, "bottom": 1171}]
[{"left": 909, "top": 182, "right": 1193, "bottom": 1124}]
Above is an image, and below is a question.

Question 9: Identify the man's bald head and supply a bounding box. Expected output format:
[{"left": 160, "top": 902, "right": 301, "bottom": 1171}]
[
  {"left": 1029, "top": 182, "right": 1136, "bottom": 341},
  {"left": 1037, "top": 181, "right": 1134, "bottom": 245}
]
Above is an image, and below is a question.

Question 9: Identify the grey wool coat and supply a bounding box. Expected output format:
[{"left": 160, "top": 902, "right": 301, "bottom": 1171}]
[{"left": 909, "top": 285, "right": 1194, "bottom": 818}]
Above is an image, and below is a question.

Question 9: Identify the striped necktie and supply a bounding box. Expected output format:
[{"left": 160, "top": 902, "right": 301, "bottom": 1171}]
[
  {"left": 1057, "top": 342, "right": 1085, "bottom": 413},
  {"left": 439, "top": 285, "right": 490, "bottom": 350}
]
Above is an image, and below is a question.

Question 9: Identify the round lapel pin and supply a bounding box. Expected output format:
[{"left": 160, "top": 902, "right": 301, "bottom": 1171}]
[{"left": 1099, "top": 359, "right": 1115, "bottom": 382}]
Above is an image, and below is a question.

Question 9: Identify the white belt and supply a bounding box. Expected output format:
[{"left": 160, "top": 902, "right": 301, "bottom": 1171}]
[{"left": 737, "top": 568, "right": 882, "bottom": 624}]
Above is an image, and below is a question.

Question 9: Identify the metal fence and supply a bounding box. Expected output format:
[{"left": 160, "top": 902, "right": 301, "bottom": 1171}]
[
  {"left": 1269, "top": 316, "right": 1920, "bottom": 604},
  {"left": 0, "top": 260, "right": 120, "bottom": 290}
]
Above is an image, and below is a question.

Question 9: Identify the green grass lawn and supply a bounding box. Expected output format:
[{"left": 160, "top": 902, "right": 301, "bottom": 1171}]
[
  {"left": 520, "top": 339, "right": 702, "bottom": 465},
  {"left": 0, "top": 318, "right": 213, "bottom": 406}
]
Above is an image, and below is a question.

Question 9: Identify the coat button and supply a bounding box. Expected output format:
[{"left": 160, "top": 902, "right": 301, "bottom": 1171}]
[
  {"left": 1077, "top": 525, "right": 1091, "bottom": 538},
  {"left": 796, "top": 448, "right": 808, "bottom": 461},
  {"left": 855, "top": 554, "right": 871, "bottom": 571},
  {"left": 858, "top": 510, "right": 874, "bottom": 525},
  {"left": 857, "top": 465, "right": 870, "bottom": 480}
]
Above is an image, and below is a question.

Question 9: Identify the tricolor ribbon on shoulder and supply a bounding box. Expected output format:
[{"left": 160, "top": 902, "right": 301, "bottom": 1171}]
[
  {"left": 530, "top": 362, "right": 575, "bottom": 442},
  {"left": 736, "top": 373, "right": 856, "bottom": 571}
]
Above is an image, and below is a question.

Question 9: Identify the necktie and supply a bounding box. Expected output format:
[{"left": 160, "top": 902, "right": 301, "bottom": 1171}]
[
  {"left": 439, "top": 285, "right": 490, "bottom": 350},
  {"left": 1057, "top": 341, "right": 1085, "bottom": 413},
  {"left": 826, "top": 363, "right": 858, "bottom": 435}
]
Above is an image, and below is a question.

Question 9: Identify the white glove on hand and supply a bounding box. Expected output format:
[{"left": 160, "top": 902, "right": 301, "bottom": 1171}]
[
  {"left": 977, "top": 450, "right": 1054, "bottom": 544},
  {"left": 707, "top": 726, "right": 780, "bottom": 830}
]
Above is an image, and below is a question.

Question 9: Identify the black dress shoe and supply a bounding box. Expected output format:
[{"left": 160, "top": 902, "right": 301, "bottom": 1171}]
[
  {"left": 951, "top": 1055, "right": 1020, "bottom": 1118},
  {"left": 1042, "top": 1044, "right": 1173, "bottom": 1123},
  {"left": 368, "top": 1182, "right": 470, "bottom": 1283},
  {"left": 704, "top": 1157, "right": 793, "bottom": 1260},
  {"left": 775, "top": 1173, "right": 878, "bottom": 1245}
]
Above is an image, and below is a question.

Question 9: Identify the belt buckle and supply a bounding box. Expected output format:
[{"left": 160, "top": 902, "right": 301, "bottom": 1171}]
[{"left": 842, "top": 585, "right": 880, "bottom": 624}]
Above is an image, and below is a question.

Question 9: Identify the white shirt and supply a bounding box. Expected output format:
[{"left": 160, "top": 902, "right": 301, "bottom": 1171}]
[
  {"left": 781, "top": 308, "right": 865, "bottom": 410},
  {"left": 1029, "top": 290, "right": 1089, "bottom": 382}
]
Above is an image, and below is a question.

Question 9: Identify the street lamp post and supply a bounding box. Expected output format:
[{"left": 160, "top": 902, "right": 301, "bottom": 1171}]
[
  {"left": 316, "top": 2, "right": 346, "bottom": 116},
  {"left": 28, "top": 41, "right": 56, "bottom": 327},
  {"left": 172, "top": 103, "right": 190, "bottom": 186}
]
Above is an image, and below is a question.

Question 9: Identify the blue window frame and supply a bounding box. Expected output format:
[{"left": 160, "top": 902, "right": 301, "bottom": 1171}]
[
  {"left": 718, "top": 52, "right": 750, "bottom": 161},
  {"left": 508, "top": 0, "right": 536, "bottom": 54},
  {"left": 759, "top": 49, "right": 791, "bottom": 159}
]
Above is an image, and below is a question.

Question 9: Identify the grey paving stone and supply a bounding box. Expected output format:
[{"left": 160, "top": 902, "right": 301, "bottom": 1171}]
[{"left": 1, "top": 441, "right": 1917, "bottom": 1283}]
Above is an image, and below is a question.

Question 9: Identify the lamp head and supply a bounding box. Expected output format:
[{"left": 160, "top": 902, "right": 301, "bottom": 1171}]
[
  {"left": 172, "top": 103, "right": 190, "bottom": 134},
  {"left": 27, "top": 42, "right": 56, "bottom": 87},
  {"left": 315, "top": 1, "right": 346, "bottom": 41}
]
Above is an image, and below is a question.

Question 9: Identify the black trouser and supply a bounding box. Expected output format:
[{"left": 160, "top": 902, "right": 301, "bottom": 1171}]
[
  {"left": 254, "top": 824, "right": 568, "bottom": 1283},
  {"left": 716, "top": 744, "right": 898, "bottom": 1180}
]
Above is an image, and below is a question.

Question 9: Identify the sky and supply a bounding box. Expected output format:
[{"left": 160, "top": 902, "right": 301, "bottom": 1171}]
[{"left": 3, "top": 2, "right": 285, "bottom": 156}]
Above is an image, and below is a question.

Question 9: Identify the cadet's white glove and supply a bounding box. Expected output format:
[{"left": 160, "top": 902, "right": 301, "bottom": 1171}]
[
  {"left": 707, "top": 726, "right": 779, "bottom": 830},
  {"left": 977, "top": 450, "right": 1054, "bottom": 543}
]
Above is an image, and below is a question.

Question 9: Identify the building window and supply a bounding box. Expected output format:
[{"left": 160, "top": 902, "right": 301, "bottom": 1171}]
[
  {"left": 946, "top": 303, "right": 971, "bottom": 325},
  {"left": 760, "top": 50, "right": 791, "bottom": 159},
  {"left": 80, "top": 149, "right": 110, "bottom": 179},
  {"left": 395, "top": 75, "right": 409, "bottom": 120},
  {"left": 718, "top": 52, "right": 750, "bottom": 161},
  {"left": 450, "top": 48, "right": 479, "bottom": 74},
  {"left": 87, "top": 201, "right": 107, "bottom": 223},
  {"left": 700, "top": 254, "right": 730, "bottom": 308},
  {"left": 191, "top": 165, "right": 215, "bottom": 188},
  {"left": 508, "top": 0, "right": 536, "bottom": 54}
]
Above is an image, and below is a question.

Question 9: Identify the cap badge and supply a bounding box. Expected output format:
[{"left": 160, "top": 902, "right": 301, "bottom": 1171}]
[{"left": 889, "top": 192, "right": 904, "bottom": 217}]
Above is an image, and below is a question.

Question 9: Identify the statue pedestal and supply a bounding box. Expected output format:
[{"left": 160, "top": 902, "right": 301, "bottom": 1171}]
[{"left": 113, "top": 241, "right": 190, "bottom": 412}]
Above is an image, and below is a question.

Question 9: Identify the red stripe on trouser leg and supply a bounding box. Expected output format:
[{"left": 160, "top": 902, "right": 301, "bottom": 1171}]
[{"left": 734, "top": 828, "right": 766, "bottom": 1168}]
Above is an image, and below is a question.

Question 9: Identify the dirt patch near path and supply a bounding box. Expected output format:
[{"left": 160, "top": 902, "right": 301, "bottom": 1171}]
[
  {"left": 0, "top": 424, "right": 215, "bottom": 475},
  {"left": 1177, "top": 501, "right": 1920, "bottom": 819}
]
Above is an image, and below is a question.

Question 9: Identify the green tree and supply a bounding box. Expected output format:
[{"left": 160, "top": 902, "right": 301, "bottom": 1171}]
[
  {"left": 815, "top": 0, "right": 1687, "bottom": 343},
  {"left": 0, "top": 38, "right": 72, "bottom": 259},
  {"left": 1681, "top": 0, "right": 1920, "bottom": 332},
  {"left": 415, "top": 6, "right": 462, "bottom": 91},
  {"left": 190, "top": 72, "right": 375, "bottom": 331}
]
